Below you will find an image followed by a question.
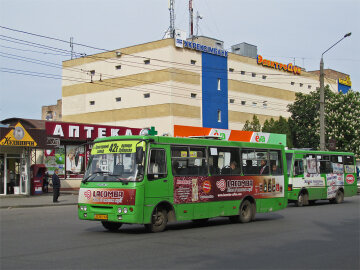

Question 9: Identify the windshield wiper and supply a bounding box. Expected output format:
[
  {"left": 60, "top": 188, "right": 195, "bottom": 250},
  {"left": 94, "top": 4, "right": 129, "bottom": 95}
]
[{"left": 82, "top": 171, "right": 110, "bottom": 183}]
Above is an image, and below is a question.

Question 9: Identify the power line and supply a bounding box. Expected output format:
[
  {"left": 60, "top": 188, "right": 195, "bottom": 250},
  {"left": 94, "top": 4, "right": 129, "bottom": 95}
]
[{"left": 1, "top": 67, "right": 290, "bottom": 113}]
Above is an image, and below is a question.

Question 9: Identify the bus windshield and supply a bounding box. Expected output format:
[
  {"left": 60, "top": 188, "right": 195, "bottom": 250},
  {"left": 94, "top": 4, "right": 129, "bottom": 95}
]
[
  {"left": 84, "top": 153, "right": 144, "bottom": 182},
  {"left": 83, "top": 141, "right": 145, "bottom": 182}
]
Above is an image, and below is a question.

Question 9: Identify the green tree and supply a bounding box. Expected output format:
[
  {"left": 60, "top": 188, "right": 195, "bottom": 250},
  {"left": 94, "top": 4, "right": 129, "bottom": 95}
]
[
  {"left": 262, "top": 116, "right": 293, "bottom": 148},
  {"left": 287, "top": 86, "right": 334, "bottom": 149},
  {"left": 287, "top": 86, "right": 360, "bottom": 158},
  {"left": 242, "top": 115, "right": 261, "bottom": 132},
  {"left": 326, "top": 90, "right": 360, "bottom": 158}
]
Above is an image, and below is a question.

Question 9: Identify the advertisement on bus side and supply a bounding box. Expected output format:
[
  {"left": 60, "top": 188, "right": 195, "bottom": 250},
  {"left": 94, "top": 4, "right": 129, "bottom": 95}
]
[{"left": 174, "top": 175, "right": 285, "bottom": 204}]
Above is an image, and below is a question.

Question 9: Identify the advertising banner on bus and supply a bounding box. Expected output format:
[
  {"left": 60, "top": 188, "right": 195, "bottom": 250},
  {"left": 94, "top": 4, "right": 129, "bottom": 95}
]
[
  {"left": 78, "top": 188, "right": 136, "bottom": 205},
  {"left": 174, "top": 175, "right": 284, "bottom": 204},
  {"left": 174, "top": 125, "right": 286, "bottom": 145}
]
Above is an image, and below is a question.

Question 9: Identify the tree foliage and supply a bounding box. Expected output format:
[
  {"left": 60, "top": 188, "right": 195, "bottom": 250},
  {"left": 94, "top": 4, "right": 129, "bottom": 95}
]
[
  {"left": 326, "top": 90, "right": 360, "bottom": 158},
  {"left": 288, "top": 86, "right": 360, "bottom": 158},
  {"left": 287, "top": 86, "right": 333, "bottom": 149},
  {"left": 262, "top": 116, "right": 293, "bottom": 148},
  {"left": 242, "top": 115, "right": 261, "bottom": 132}
]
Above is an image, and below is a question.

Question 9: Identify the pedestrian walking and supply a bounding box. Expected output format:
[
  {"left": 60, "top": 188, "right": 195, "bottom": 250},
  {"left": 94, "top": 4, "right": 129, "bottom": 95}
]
[
  {"left": 43, "top": 170, "right": 49, "bottom": 193},
  {"left": 52, "top": 169, "right": 61, "bottom": 203}
]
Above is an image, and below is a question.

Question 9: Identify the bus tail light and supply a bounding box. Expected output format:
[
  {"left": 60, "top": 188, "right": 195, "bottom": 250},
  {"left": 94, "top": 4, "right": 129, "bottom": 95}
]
[
  {"left": 288, "top": 184, "right": 293, "bottom": 191},
  {"left": 130, "top": 207, "right": 134, "bottom": 212}
]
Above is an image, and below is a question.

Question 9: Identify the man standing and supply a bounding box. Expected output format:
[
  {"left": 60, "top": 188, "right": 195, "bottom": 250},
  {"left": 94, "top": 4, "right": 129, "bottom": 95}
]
[
  {"left": 52, "top": 169, "right": 61, "bottom": 203},
  {"left": 259, "top": 160, "right": 269, "bottom": 175}
]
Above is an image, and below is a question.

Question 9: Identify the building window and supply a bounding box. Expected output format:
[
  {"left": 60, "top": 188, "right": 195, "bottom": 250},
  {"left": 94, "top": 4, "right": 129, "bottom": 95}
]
[
  {"left": 191, "top": 93, "right": 197, "bottom": 98},
  {"left": 46, "top": 111, "right": 53, "bottom": 121},
  {"left": 252, "top": 73, "right": 256, "bottom": 77},
  {"left": 241, "top": 101, "right": 246, "bottom": 105},
  {"left": 262, "top": 75, "right": 267, "bottom": 79},
  {"left": 291, "top": 82, "right": 295, "bottom": 85},
  {"left": 300, "top": 83, "right": 303, "bottom": 87},
  {"left": 115, "top": 97, "right": 122, "bottom": 102},
  {"left": 191, "top": 60, "right": 196, "bottom": 65},
  {"left": 241, "top": 71, "right": 245, "bottom": 75},
  {"left": 252, "top": 102, "right": 257, "bottom": 107},
  {"left": 90, "top": 70, "right": 95, "bottom": 75},
  {"left": 144, "top": 93, "right": 150, "bottom": 98},
  {"left": 89, "top": 101, "right": 95, "bottom": 105},
  {"left": 229, "top": 68, "right": 234, "bottom": 72},
  {"left": 229, "top": 99, "right": 235, "bottom": 104},
  {"left": 144, "top": 59, "right": 150, "bottom": 65},
  {"left": 263, "top": 101, "right": 268, "bottom": 108},
  {"left": 308, "top": 85, "right": 312, "bottom": 89},
  {"left": 217, "top": 79, "right": 221, "bottom": 91},
  {"left": 217, "top": 110, "right": 221, "bottom": 122},
  {"left": 115, "top": 65, "right": 121, "bottom": 70}
]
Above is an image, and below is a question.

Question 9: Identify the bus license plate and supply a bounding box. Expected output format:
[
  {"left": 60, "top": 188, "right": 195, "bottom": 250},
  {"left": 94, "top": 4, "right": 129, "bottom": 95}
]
[{"left": 94, "top": 214, "right": 108, "bottom": 220}]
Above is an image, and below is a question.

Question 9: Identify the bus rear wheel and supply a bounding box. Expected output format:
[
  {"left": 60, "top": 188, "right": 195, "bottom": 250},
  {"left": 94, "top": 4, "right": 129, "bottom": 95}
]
[
  {"left": 229, "top": 200, "right": 254, "bottom": 223},
  {"left": 145, "top": 208, "right": 168, "bottom": 233},
  {"left": 101, "top": 221, "right": 122, "bottom": 231},
  {"left": 296, "top": 192, "right": 308, "bottom": 207},
  {"left": 334, "top": 190, "right": 344, "bottom": 204}
]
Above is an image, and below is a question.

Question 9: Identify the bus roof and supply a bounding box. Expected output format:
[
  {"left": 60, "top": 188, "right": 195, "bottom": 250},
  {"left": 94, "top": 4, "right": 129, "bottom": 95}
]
[
  {"left": 285, "top": 149, "right": 354, "bottom": 156},
  {"left": 93, "top": 135, "right": 285, "bottom": 150}
]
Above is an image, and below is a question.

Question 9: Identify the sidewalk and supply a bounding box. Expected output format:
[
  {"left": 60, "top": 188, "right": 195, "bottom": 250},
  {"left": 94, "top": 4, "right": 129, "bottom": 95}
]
[{"left": 0, "top": 192, "right": 78, "bottom": 209}]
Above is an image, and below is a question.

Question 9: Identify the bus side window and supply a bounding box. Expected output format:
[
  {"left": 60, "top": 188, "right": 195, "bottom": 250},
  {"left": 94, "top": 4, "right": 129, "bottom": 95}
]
[
  {"left": 344, "top": 155, "right": 355, "bottom": 173},
  {"left": 319, "top": 159, "right": 332, "bottom": 174},
  {"left": 294, "top": 160, "right": 304, "bottom": 176},
  {"left": 148, "top": 149, "right": 167, "bottom": 180},
  {"left": 270, "top": 150, "right": 282, "bottom": 175}
]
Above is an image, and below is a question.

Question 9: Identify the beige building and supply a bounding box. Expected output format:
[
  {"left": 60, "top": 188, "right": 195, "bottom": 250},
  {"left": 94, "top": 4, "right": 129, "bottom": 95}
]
[
  {"left": 61, "top": 37, "right": 338, "bottom": 134},
  {"left": 41, "top": 99, "right": 62, "bottom": 121}
]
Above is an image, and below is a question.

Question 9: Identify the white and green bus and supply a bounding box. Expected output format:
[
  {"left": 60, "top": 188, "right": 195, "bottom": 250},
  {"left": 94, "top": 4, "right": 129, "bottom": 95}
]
[{"left": 286, "top": 149, "right": 357, "bottom": 206}]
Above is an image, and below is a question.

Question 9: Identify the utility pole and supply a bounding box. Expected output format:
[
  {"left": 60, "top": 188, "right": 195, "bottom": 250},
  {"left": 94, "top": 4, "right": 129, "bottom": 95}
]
[
  {"left": 319, "top": 57, "right": 325, "bottom": 150},
  {"left": 169, "top": 0, "right": 175, "bottom": 38},
  {"left": 70, "top": 37, "right": 74, "bottom": 60},
  {"left": 319, "top": 32, "right": 351, "bottom": 151}
]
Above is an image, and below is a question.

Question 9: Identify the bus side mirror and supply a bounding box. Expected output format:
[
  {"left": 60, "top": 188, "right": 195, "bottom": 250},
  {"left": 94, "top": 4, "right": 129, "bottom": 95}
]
[{"left": 136, "top": 147, "right": 144, "bottom": 164}]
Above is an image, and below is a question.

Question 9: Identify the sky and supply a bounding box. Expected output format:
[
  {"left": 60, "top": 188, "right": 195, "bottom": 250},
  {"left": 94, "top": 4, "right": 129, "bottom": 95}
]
[{"left": 0, "top": 0, "right": 359, "bottom": 120}]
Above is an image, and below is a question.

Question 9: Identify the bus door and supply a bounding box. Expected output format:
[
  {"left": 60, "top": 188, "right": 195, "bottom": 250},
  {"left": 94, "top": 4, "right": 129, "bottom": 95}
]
[
  {"left": 145, "top": 146, "right": 171, "bottom": 199},
  {"left": 291, "top": 154, "right": 305, "bottom": 190}
]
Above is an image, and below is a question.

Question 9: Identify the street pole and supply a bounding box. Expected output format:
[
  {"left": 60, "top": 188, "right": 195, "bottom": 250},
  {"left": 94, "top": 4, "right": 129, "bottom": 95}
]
[
  {"left": 319, "top": 32, "right": 351, "bottom": 151},
  {"left": 319, "top": 57, "right": 325, "bottom": 150}
]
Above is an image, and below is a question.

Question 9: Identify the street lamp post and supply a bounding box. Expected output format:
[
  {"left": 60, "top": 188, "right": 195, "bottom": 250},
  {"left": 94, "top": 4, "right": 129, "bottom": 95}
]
[{"left": 319, "top": 32, "right": 351, "bottom": 151}]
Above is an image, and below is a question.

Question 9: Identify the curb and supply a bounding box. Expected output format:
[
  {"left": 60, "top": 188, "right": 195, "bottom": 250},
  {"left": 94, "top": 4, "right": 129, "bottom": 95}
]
[{"left": 1, "top": 203, "right": 78, "bottom": 209}]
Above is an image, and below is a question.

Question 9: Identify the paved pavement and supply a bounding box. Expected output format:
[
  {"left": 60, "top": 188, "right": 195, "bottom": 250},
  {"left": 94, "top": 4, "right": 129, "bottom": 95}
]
[{"left": 0, "top": 192, "right": 78, "bottom": 209}]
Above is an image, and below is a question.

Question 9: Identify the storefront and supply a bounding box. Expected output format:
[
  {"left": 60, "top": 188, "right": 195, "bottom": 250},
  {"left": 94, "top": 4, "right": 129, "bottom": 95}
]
[
  {"left": 0, "top": 120, "right": 47, "bottom": 195},
  {"left": 44, "top": 121, "right": 145, "bottom": 191},
  {"left": 1, "top": 118, "right": 150, "bottom": 194}
]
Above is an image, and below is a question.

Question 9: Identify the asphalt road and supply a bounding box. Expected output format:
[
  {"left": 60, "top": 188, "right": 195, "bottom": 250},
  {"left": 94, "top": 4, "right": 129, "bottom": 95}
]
[{"left": 1, "top": 196, "right": 359, "bottom": 270}]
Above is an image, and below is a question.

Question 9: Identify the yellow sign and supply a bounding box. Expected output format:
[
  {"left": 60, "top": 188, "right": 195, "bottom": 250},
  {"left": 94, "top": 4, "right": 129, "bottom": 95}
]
[
  {"left": 91, "top": 141, "right": 144, "bottom": 155},
  {"left": 0, "top": 122, "right": 37, "bottom": 147},
  {"left": 257, "top": 55, "right": 301, "bottom": 75},
  {"left": 338, "top": 76, "right": 351, "bottom": 87}
]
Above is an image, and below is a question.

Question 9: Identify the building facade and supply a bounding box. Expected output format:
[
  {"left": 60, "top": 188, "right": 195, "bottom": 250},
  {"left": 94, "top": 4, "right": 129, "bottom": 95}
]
[{"left": 61, "top": 37, "right": 339, "bottom": 135}]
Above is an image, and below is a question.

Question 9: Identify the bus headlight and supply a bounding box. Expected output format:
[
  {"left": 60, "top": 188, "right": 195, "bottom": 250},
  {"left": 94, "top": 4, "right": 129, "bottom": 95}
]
[
  {"left": 118, "top": 208, "right": 122, "bottom": 214},
  {"left": 80, "top": 206, "right": 87, "bottom": 211},
  {"left": 123, "top": 207, "right": 128, "bottom": 214}
]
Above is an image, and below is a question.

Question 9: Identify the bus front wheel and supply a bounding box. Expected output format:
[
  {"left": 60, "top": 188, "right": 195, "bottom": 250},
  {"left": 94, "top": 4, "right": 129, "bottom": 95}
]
[
  {"left": 101, "top": 221, "right": 122, "bottom": 232},
  {"left": 145, "top": 208, "right": 168, "bottom": 233}
]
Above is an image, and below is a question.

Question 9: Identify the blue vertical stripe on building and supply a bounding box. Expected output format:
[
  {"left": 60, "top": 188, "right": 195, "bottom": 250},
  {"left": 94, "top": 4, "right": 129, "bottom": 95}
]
[{"left": 202, "top": 52, "right": 228, "bottom": 129}]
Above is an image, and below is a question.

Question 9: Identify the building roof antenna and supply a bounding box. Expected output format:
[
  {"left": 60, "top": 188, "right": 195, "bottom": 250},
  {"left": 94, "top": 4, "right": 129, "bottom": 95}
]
[
  {"left": 196, "top": 11, "right": 203, "bottom": 37},
  {"left": 168, "top": 0, "right": 175, "bottom": 38}
]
